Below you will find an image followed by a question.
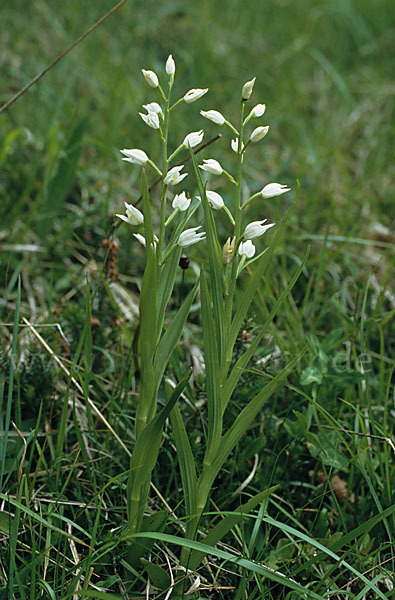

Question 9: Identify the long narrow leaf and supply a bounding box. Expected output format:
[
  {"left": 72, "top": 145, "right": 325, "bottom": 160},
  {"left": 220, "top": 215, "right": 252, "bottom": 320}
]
[
  {"left": 188, "top": 485, "right": 279, "bottom": 570},
  {"left": 262, "top": 515, "right": 388, "bottom": 600},
  {"left": 227, "top": 205, "right": 294, "bottom": 365},
  {"left": 189, "top": 147, "right": 226, "bottom": 364},
  {"left": 198, "top": 347, "right": 306, "bottom": 505},
  {"left": 222, "top": 246, "right": 309, "bottom": 409},
  {"left": 154, "top": 281, "right": 198, "bottom": 394},
  {"left": 127, "top": 371, "right": 190, "bottom": 533},
  {"left": 0, "top": 493, "right": 89, "bottom": 547},
  {"left": 157, "top": 246, "right": 182, "bottom": 334},
  {"left": 136, "top": 242, "right": 157, "bottom": 432},
  {"left": 127, "top": 531, "right": 326, "bottom": 599},
  {"left": 170, "top": 405, "right": 197, "bottom": 520}
]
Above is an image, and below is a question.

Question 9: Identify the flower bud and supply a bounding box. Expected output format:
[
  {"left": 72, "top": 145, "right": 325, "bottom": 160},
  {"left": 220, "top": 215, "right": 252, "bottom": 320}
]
[
  {"left": 250, "top": 103, "right": 266, "bottom": 118},
  {"left": 178, "top": 226, "right": 206, "bottom": 247},
  {"left": 250, "top": 125, "right": 269, "bottom": 143},
  {"left": 200, "top": 110, "right": 225, "bottom": 125},
  {"left": 261, "top": 183, "right": 291, "bottom": 198},
  {"left": 166, "top": 54, "right": 175, "bottom": 75},
  {"left": 141, "top": 69, "right": 159, "bottom": 88},
  {"left": 183, "top": 130, "right": 204, "bottom": 148},
  {"left": 199, "top": 159, "right": 223, "bottom": 175},
  {"left": 120, "top": 148, "right": 149, "bottom": 165},
  {"left": 222, "top": 237, "right": 235, "bottom": 264},
  {"left": 184, "top": 88, "right": 208, "bottom": 103},
  {"left": 244, "top": 219, "right": 275, "bottom": 240},
  {"left": 206, "top": 190, "right": 224, "bottom": 210},
  {"left": 242, "top": 77, "right": 256, "bottom": 100}
]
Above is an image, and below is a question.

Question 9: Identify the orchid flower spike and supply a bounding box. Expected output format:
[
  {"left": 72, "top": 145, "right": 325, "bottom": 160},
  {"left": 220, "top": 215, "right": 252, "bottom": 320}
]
[
  {"left": 244, "top": 219, "right": 275, "bottom": 240},
  {"left": 184, "top": 88, "right": 208, "bottom": 103},
  {"left": 178, "top": 226, "right": 206, "bottom": 247},
  {"left": 116, "top": 202, "right": 144, "bottom": 225},
  {"left": 141, "top": 69, "right": 159, "bottom": 88},
  {"left": 120, "top": 149, "right": 149, "bottom": 166},
  {"left": 164, "top": 165, "right": 188, "bottom": 185},
  {"left": 261, "top": 183, "right": 291, "bottom": 198}
]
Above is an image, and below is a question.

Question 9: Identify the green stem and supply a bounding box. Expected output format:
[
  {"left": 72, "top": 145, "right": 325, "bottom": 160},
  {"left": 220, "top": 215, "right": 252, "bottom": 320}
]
[
  {"left": 157, "top": 90, "right": 171, "bottom": 264},
  {"left": 224, "top": 102, "right": 245, "bottom": 338}
]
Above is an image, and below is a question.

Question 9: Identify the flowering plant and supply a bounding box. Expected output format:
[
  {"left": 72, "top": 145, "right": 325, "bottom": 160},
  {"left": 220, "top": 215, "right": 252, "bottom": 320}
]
[{"left": 116, "top": 54, "right": 307, "bottom": 594}]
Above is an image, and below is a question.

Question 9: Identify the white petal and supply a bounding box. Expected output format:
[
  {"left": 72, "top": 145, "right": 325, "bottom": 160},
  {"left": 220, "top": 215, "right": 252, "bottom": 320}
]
[
  {"left": 200, "top": 110, "right": 225, "bottom": 125},
  {"left": 141, "top": 69, "right": 159, "bottom": 88},
  {"left": 166, "top": 54, "right": 176, "bottom": 75},
  {"left": 250, "top": 125, "right": 269, "bottom": 143},
  {"left": 183, "top": 88, "right": 208, "bottom": 103},
  {"left": 261, "top": 183, "right": 291, "bottom": 198},
  {"left": 139, "top": 112, "right": 160, "bottom": 129},
  {"left": 206, "top": 190, "right": 224, "bottom": 210},
  {"left": 242, "top": 77, "right": 256, "bottom": 100},
  {"left": 120, "top": 148, "right": 148, "bottom": 165}
]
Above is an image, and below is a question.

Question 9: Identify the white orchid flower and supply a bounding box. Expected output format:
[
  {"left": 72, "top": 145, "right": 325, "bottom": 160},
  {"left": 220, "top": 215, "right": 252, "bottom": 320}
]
[
  {"left": 242, "top": 77, "right": 256, "bottom": 100},
  {"left": 261, "top": 183, "right": 291, "bottom": 198},
  {"left": 139, "top": 111, "right": 160, "bottom": 129},
  {"left": 183, "top": 88, "right": 208, "bottom": 103},
  {"left": 172, "top": 192, "right": 191, "bottom": 211},
  {"left": 141, "top": 69, "right": 159, "bottom": 88},
  {"left": 164, "top": 165, "right": 188, "bottom": 185},
  {"left": 200, "top": 110, "right": 225, "bottom": 125},
  {"left": 120, "top": 148, "right": 149, "bottom": 166},
  {"left": 238, "top": 240, "right": 256, "bottom": 258},
  {"left": 166, "top": 54, "right": 175, "bottom": 75},
  {"left": 250, "top": 125, "right": 269, "bottom": 143},
  {"left": 178, "top": 226, "right": 206, "bottom": 247},
  {"left": 205, "top": 190, "right": 224, "bottom": 210},
  {"left": 116, "top": 202, "right": 144, "bottom": 225},
  {"left": 183, "top": 130, "right": 204, "bottom": 149},
  {"left": 250, "top": 103, "right": 266, "bottom": 118},
  {"left": 244, "top": 219, "right": 275, "bottom": 240},
  {"left": 142, "top": 102, "right": 163, "bottom": 118},
  {"left": 231, "top": 138, "right": 245, "bottom": 153},
  {"left": 199, "top": 159, "right": 223, "bottom": 175}
]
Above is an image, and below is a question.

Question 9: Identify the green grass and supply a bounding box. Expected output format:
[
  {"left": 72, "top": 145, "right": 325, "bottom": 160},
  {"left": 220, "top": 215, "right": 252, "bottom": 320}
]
[{"left": 1, "top": 0, "right": 394, "bottom": 597}]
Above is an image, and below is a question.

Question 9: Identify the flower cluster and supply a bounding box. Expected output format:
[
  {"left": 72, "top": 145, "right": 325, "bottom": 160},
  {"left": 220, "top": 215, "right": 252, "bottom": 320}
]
[{"left": 116, "top": 54, "right": 291, "bottom": 267}]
